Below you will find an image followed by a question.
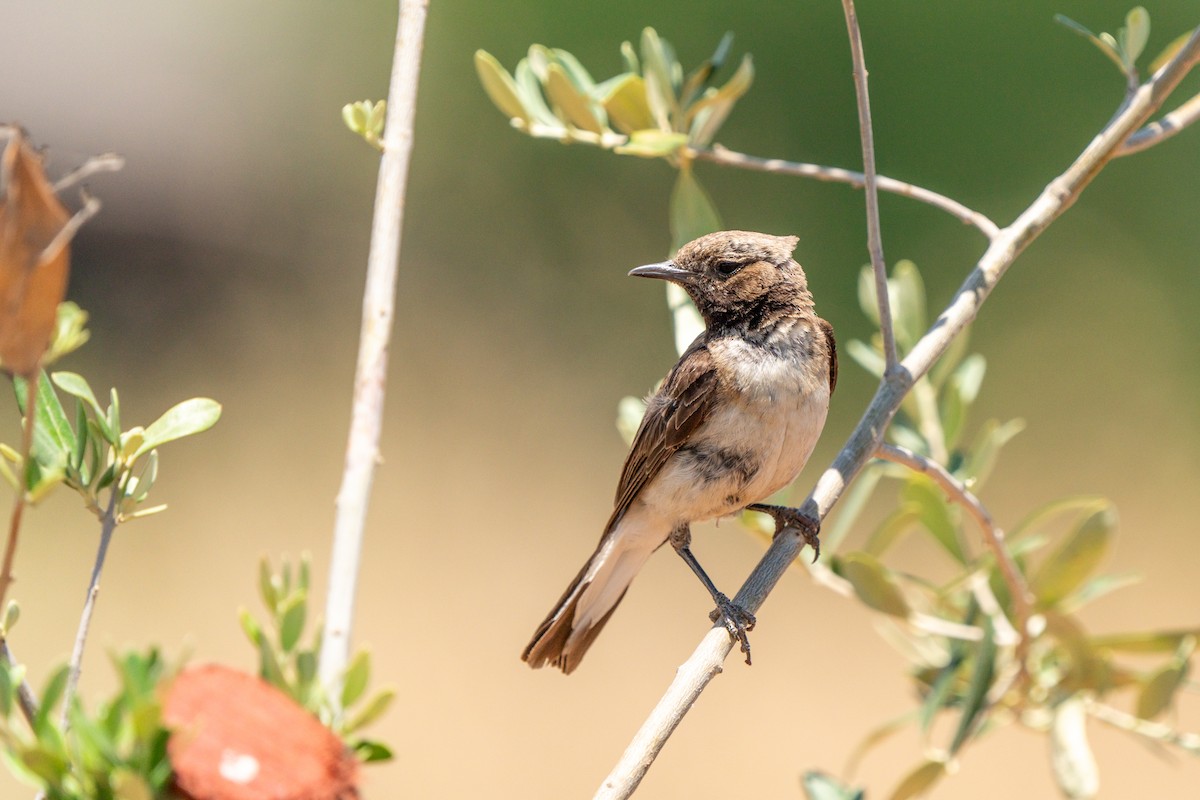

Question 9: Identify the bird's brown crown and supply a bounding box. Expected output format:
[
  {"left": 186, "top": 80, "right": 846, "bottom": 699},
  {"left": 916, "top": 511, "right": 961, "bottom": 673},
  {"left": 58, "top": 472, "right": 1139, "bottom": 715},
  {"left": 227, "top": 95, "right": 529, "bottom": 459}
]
[{"left": 669, "top": 230, "right": 813, "bottom": 331}]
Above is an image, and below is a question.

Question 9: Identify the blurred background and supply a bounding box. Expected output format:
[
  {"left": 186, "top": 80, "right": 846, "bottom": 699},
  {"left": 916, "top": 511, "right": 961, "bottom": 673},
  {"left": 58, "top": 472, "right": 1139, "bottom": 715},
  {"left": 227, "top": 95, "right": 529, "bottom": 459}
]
[{"left": 2, "top": 0, "right": 1198, "bottom": 797}]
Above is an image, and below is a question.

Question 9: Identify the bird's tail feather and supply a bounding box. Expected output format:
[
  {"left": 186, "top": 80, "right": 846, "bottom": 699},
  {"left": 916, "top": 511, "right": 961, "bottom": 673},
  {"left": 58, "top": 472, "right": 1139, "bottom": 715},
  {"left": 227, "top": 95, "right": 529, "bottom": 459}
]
[{"left": 521, "top": 530, "right": 657, "bottom": 674}]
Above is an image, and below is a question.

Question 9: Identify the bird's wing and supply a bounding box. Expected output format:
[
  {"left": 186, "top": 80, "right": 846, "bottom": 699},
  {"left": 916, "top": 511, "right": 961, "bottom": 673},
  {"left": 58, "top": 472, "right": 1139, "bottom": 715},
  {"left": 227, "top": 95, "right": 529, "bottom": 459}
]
[
  {"left": 607, "top": 337, "right": 720, "bottom": 531},
  {"left": 819, "top": 317, "right": 838, "bottom": 393}
]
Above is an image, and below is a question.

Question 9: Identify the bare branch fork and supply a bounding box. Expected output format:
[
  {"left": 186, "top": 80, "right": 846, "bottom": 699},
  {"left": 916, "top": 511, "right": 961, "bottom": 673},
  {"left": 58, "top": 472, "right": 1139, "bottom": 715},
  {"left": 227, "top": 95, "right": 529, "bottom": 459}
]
[
  {"left": 595, "top": 21, "right": 1200, "bottom": 800},
  {"left": 318, "top": 0, "right": 430, "bottom": 704}
]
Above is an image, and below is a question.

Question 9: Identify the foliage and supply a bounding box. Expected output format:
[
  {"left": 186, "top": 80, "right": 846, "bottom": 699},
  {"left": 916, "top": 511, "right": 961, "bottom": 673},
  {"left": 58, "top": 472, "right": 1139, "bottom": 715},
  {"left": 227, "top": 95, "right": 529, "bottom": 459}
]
[
  {"left": 343, "top": 99, "right": 387, "bottom": 150},
  {"left": 239, "top": 554, "right": 395, "bottom": 763},
  {"left": 0, "top": 649, "right": 174, "bottom": 800},
  {"left": 1, "top": 304, "right": 222, "bottom": 518}
]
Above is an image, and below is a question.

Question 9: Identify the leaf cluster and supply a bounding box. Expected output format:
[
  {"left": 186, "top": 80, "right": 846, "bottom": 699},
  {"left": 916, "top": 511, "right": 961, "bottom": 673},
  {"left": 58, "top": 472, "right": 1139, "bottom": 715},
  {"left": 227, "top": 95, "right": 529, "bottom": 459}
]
[
  {"left": 799, "top": 261, "right": 1198, "bottom": 799},
  {"left": 476, "top": 28, "right": 752, "bottom": 158},
  {"left": 239, "top": 554, "right": 395, "bottom": 764},
  {"left": 1, "top": 304, "right": 222, "bottom": 520},
  {"left": 0, "top": 650, "right": 174, "bottom": 800},
  {"left": 1055, "top": 7, "right": 1192, "bottom": 83}
]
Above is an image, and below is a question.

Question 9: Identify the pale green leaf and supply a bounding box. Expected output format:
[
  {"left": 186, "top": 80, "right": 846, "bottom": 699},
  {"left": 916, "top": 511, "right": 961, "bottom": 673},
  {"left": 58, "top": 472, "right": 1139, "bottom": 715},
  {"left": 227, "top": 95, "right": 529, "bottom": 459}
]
[
  {"left": 889, "top": 260, "right": 926, "bottom": 350},
  {"left": 857, "top": 265, "right": 881, "bottom": 325},
  {"left": 1031, "top": 505, "right": 1116, "bottom": 606},
  {"left": 839, "top": 552, "right": 910, "bottom": 617},
  {"left": 474, "top": 51, "right": 530, "bottom": 123},
  {"left": 1149, "top": 30, "right": 1196, "bottom": 73},
  {"left": 687, "top": 54, "right": 754, "bottom": 147},
  {"left": 1120, "top": 7, "right": 1151, "bottom": 70},
  {"left": 513, "top": 59, "right": 561, "bottom": 128},
  {"left": 640, "top": 27, "right": 679, "bottom": 129},
  {"left": 845, "top": 339, "right": 885, "bottom": 378},
  {"left": 669, "top": 166, "right": 721, "bottom": 251},
  {"left": 601, "top": 74, "right": 656, "bottom": 135},
  {"left": 1136, "top": 660, "right": 1189, "bottom": 720},
  {"left": 279, "top": 595, "right": 306, "bottom": 653},
  {"left": 614, "top": 129, "right": 688, "bottom": 158},
  {"left": 802, "top": 771, "right": 865, "bottom": 800},
  {"left": 949, "top": 618, "right": 995, "bottom": 754},
  {"left": 341, "top": 650, "right": 371, "bottom": 708},
  {"left": 343, "top": 687, "right": 395, "bottom": 735},
  {"left": 902, "top": 476, "right": 966, "bottom": 564},
  {"left": 544, "top": 64, "right": 604, "bottom": 134},
  {"left": 135, "top": 398, "right": 221, "bottom": 457},
  {"left": 1055, "top": 14, "right": 1126, "bottom": 72},
  {"left": 888, "top": 759, "right": 947, "bottom": 800},
  {"left": 1091, "top": 628, "right": 1200, "bottom": 654}
]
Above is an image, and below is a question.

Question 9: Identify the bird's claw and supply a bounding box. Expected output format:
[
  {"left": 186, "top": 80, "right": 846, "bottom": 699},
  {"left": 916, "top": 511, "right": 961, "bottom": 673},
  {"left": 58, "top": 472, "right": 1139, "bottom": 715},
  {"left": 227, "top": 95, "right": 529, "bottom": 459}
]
[
  {"left": 709, "top": 592, "right": 756, "bottom": 665},
  {"left": 747, "top": 503, "right": 822, "bottom": 562}
]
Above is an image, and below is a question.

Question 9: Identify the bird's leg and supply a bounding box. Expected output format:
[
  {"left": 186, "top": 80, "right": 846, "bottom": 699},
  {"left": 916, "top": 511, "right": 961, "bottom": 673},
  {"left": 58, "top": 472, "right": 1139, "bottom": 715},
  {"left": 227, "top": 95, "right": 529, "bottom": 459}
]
[
  {"left": 746, "top": 503, "right": 822, "bottom": 562},
  {"left": 668, "top": 525, "right": 756, "bottom": 665}
]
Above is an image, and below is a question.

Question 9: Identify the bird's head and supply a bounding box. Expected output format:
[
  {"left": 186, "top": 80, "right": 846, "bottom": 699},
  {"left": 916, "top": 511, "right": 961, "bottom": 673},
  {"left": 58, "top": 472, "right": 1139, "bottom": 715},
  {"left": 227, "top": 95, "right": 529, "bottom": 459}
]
[{"left": 629, "top": 230, "right": 812, "bottom": 330}]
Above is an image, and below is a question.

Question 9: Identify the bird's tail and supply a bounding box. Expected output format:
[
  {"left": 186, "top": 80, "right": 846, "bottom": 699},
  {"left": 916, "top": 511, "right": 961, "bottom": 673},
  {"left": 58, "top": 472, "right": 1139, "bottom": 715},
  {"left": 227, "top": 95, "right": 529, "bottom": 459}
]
[{"left": 521, "top": 522, "right": 659, "bottom": 674}]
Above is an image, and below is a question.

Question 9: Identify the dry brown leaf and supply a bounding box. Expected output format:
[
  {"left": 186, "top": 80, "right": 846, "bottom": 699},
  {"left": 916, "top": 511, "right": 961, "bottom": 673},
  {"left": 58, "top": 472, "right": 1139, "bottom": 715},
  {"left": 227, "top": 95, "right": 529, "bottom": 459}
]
[{"left": 0, "top": 128, "right": 73, "bottom": 376}]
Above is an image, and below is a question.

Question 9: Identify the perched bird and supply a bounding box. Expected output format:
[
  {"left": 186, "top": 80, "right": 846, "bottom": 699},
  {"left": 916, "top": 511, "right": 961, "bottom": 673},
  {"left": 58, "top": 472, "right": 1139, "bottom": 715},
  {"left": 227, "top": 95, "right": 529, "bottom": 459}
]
[{"left": 522, "top": 230, "right": 837, "bottom": 674}]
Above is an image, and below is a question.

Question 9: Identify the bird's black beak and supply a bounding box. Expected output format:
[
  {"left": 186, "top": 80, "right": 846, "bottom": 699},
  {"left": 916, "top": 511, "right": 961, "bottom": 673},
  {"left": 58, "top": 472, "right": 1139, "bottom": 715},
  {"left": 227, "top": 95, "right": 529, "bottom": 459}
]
[{"left": 628, "top": 261, "right": 694, "bottom": 284}]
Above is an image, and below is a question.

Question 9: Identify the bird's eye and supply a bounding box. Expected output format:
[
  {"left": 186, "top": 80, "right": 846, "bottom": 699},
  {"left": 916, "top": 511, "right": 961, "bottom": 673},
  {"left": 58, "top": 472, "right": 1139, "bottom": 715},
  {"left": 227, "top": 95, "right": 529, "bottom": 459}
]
[{"left": 715, "top": 260, "right": 743, "bottom": 277}]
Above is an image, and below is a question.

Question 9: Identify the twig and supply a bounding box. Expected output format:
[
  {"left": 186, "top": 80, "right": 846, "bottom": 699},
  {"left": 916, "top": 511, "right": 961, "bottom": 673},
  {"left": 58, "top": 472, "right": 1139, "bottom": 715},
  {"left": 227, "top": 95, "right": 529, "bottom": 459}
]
[
  {"left": 1085, "top": 698, "right": 1200, "bottom": 754},
  {"left": 689, "top": 146, "right": 1001, "bottom": 238},
  {"left": 594, "top": 26, "right": 1200, "bottom": 800},
  {"left": 52, "top": 153, "right": 125, "bottom": 192},
  {"left": 0, "top": 375, "right": 39, "bottom": 618},
  {"left": 0, "top": 639, "right": 38, "bottom": 728},
  {"left": 875, "top": 443, "right": 1034, "bottom": 657},
  {"left": 317, "top": 0, "right": 430, "bottom": 707},
  {"left": 60, "top": 489, "right": 118, "bottom": 729},
  {"left": 840, "top": 0, "right": 897, "bottom": 373},
  {"left": 1117, "top": 90, "right": 1200, "bottom": 155}
]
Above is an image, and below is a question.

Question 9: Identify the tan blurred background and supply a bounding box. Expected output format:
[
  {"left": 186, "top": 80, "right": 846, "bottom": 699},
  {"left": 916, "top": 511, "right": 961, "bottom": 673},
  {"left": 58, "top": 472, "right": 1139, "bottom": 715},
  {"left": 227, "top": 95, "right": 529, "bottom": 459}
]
[{"left": 2, "top": 1, "right": 1199, "bottom": 797}]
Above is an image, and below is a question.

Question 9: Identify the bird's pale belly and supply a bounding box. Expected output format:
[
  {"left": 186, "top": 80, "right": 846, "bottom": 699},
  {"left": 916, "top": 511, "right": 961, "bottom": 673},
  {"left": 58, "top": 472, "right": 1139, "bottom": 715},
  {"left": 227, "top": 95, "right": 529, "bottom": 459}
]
[{"left": 638, "top": 384, "right": 830, "bottom": 525}]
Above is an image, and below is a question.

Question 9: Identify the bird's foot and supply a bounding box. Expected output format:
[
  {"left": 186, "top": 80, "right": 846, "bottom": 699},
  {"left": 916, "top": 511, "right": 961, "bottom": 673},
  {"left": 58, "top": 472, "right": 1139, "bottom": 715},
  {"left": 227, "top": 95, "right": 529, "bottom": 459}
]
[
  {"left": 708, "top": 592, "right": 757, "bottom": 665},
  {"left": 747, "top": 503, "right": 822, "bottom": 562}
]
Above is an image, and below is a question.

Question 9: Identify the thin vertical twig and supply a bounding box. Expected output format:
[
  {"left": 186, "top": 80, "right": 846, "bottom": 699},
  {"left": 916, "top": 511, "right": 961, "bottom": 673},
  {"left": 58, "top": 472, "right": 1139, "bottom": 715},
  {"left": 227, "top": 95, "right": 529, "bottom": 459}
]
[
  {"left": 318, "top": 0, "right": 431, "bottom": 706},
  {"left": 60, "top": 490, "right": 118, "bottom": 729},
  {"left": 840, "top": 0, "right": 897, "bottom": 373}
]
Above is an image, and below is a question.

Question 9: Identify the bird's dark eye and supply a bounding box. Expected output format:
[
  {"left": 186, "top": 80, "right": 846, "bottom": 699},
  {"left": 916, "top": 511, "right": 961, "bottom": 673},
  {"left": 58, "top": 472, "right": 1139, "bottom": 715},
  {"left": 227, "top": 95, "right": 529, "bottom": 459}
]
[{"left": 715, "top": 260, "right": 743, "bottom": 277}]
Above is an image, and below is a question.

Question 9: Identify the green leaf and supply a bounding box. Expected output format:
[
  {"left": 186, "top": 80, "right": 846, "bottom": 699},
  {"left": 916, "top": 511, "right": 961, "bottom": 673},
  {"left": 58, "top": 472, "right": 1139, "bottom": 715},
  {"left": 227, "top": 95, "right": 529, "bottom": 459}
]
[
  {"left": 278, "top": 594, "right": 306, "bottom": 653},
  {"left": 669, "top": 166, "right": 722, "bottom": 252},
  {"left": 44, "top": 301, "right": 91, "bottom": 364},
  {"left": 902, "top": 477, "right": 966, "bottom": 564},
  {"left": 1149, "top": 30, "right": 1196, "bottom": 73},
  {"left": 341, "top": 650, "right": 371, "bottom": 708},
  {"left": 513, "top": 59, "right": 561, "bottom": 128},
  {"left": 949, "top": 617, "right": 996, "bottom": 754},
  {"left": 678, "top": 31, "right": 734, "bottom": 110},
  {"left": 1031, "top": 505, "right": 1116, "bottom": 606},
  {"left": 919, "top": 648, "right": 966, "bottom": 733},
  {"left": 474, "top": 50, "right": 530, "bottom": 123},
  {"left": 1060, "top": 572, "right": 1140, "bottom": 611},
  {"left": 838, "top": 552, "right": 910, "bottom": 617},
  {"left": 1055, "top": 14, "right": 1125, "bottom": 72},
  {"left": 14, "top": 372, "right": 73, "bottom": 486},
  {"left": 134, "top": 398, "right": 221, "bottom": 458},
  {"left": 823, "top": 465, "right": 882, "bottom": 556},
  {"left": 1050, "top": 695, "right": 1100, "bottom": 800},
  {"left": 238, "top": 608, "right": 262, "bottom": 646},
  {"left": 1119, "top": 7, "right": 1151, "bottom": 70},
  {"left": 544, "top": 64, "right": 604, "bottom": 134},
  {"left": 35, "top": 665, "right": 70, "bottom": 734},
  {"left": 801, "top": 771, "right": 865, "bottom": 800},
  {"left": 1136, "top": 660, "right": 1189, "bottom": 720},
  {"left": 687, "top": 54, "right": 754, "bottom": 147},
  {"left": 888, "top": 759, "right": 947, "bottom": 800},
  {"left": 865, "top": 503, "right": 921, "bottom": 557},
  {"left": 257, "top": 636, "right": 285, "bottom": 688},
  {"left": 889, "top": 260, "right": 926, "bottom": 350},
  {"left": 550, "top": 48, "right": 596, "bottom": 92},
  {"left": 846, "top": 339, "right": 885, "bottom": 378},
  {"left": 343, "top": 687, "right": 395, "bottom": 735},
  {"left": 960, "top": 418, "right": 1024, "bottom": 488},
  {"left": 352, "top": 738, "right": 395, "bottom": 763},
  {"left": 1091, "top": 628, "right": 1200, "bottom": 654},
  {"left": 857, "top": 265, "right": 881, "bottom": 326},
  {"left": 614, "top": 129, "right": 688, "bottom": 158},
  {"left": 640, "top": 27, "right": 679, "bottom": 130},
  {"left": 950, "top": 354, "right": 986, "bottom": 405},
  {"left": 620, "top": 40, "right": 639, "bottom": 74},
  {"left": 616, "top": 396, "right": 646, "bottom": 445},
  {"left": 601, "top": 74, "right": 655, "bottom": 135}
]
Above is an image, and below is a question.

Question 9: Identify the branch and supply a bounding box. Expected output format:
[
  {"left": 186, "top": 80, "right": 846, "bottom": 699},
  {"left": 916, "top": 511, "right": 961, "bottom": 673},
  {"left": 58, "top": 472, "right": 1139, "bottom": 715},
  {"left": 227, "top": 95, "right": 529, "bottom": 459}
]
[
  {"left": 60, "top": 489, "right": 118, "bottom": 729},
  {"left": 841, "top": 0, "right": 897, "bottom": 372},
  {"left": 1117, "top": 89, "right": 1200, "bottom": 155},
  {"left": 875, "top": 443, "right": 1034, "bottom": 659},
  {"left": 1086, "top": 698, "right": 1200, "bottom": 754},
  {"left": 317, "top": 0, "right": 430, "bottom": 707},
  {"left": 689, "top": 146, "right": 1000, "bottom": 238},
  {"left": 0, "top": 639, "right": 38, "bottom": 728},
  {"left": 595, "top": 26, "right": 1200, "bottom": 800}
]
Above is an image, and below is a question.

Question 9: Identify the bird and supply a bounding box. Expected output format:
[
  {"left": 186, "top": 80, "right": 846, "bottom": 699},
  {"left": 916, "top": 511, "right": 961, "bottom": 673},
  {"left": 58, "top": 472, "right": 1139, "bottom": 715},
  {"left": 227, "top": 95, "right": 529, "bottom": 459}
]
[{"left": 521, "top": 230, "right": 837, "bottom": 674}]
